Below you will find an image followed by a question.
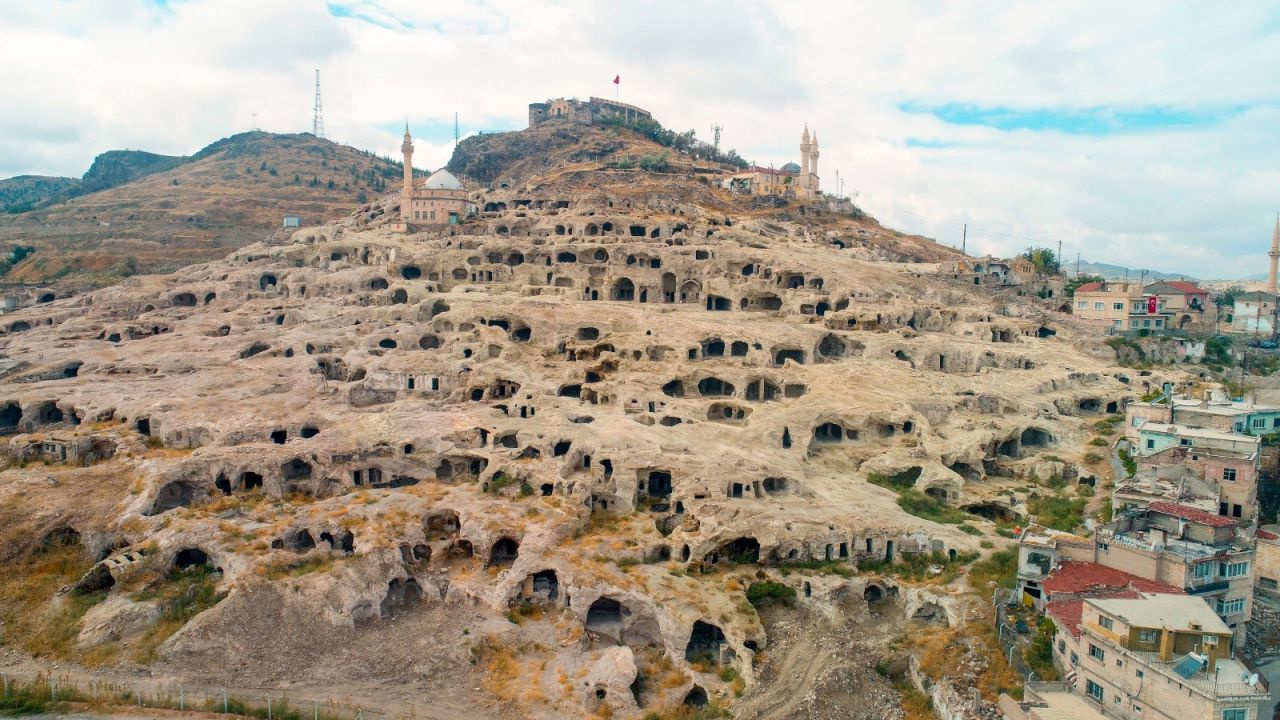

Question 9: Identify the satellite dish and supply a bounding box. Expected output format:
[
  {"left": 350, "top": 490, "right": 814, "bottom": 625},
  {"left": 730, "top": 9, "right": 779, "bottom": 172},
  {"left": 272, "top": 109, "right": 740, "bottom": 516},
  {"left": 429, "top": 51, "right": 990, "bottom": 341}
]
[{"left": 1249, "top": 673, "right": 1260, "bottom": 687}]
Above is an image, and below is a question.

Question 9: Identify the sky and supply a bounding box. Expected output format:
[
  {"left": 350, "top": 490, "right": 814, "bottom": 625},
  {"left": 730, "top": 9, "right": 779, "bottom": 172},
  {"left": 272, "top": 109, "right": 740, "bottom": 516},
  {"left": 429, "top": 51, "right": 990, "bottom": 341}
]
[{"left": 1, "top": 1, "right": 1278, "bottom": 279}]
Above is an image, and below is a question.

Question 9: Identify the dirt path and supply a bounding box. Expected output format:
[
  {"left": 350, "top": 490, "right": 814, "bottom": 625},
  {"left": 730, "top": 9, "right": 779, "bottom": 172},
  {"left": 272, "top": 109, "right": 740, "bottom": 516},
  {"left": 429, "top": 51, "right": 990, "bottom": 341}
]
[
  {"left": 0, "top": 655, "right": 498, "bottom": 720},
  {"left": 734, "top": 639, "right": 834, "bottom": 720}
]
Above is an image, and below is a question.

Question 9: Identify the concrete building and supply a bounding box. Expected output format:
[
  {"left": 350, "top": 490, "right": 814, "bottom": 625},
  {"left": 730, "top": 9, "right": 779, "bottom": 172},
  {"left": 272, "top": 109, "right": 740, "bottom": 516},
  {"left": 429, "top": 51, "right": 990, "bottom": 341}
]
[
  {"left": 1129, "top": 445, "right": 1260, "bottom": 524},
  {"left": 1073, "top": 282, "right": 1149, "bottom": 331},
  {"left": 1131, "top": 423, "right": 1262, "bottom": 459},
  {"left": 1231, "top": 291, "right": 1276, "bottom": 336},
  {"left": 1096, "top": 503, "right": 1255, "bottom": 645},
  {"left": 1247, "top": 525, "right": 1280, "bottom": 657},
  {"left": 1073, "top": 280, "right": 1210, "bottom": 333},
  {"left": 398, "top": 126, "right": 475, "bottom": 228},
  {"left": 1050, "top": 593, "right": 1268, "bottom": 720},
  {"left": 1126, "top": 394, "right": 1280, "bottom": 438},
  {"left": 1018, "top": 524, "right": 1095, "bottom": 605},
  {"left": 1144, "top": 280, "right": 1210, "bottom": 332}
]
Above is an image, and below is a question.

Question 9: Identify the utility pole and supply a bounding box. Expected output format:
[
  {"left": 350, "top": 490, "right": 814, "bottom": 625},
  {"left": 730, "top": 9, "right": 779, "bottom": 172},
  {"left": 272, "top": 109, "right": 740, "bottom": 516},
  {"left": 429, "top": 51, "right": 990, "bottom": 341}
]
[
  {"left": 1075, "top": 251, "right": 1080, "bottom": 277},
  {"left": 312, "top": 69, "right": 326, "bottom": 139},
  {"left": 454, "top": 112, "right": 460, "bottom": 148},
  {"left": 962, "top": 224, "right": 967, "bottom": 256},
  {"left": 1057, "top": 239, "right": 1062, "bottom": 274}
]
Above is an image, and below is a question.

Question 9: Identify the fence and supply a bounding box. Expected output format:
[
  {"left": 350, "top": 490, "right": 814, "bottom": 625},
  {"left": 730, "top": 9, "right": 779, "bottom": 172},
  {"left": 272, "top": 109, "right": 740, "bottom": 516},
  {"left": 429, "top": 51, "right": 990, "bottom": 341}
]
[
  {"left": 0, "top": 671, "right": 389, "bottom": 720},
  {"left": 993, "top": 587, "right": 1040, "bottom": 683}
]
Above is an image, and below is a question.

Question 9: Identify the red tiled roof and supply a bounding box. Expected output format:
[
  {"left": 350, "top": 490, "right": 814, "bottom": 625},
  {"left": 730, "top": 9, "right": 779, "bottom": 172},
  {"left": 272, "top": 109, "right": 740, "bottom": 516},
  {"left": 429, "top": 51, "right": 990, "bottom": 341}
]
[
  {"left": 1164, "top": 280, "right": 1207, "bottom": 295},
  {"left": 1042, "top": 561, "right": 1184, "bottom": 598},
  {"left": 1046, "top": 600, "right": 1085, "bottom": 638},
  {"left": 1074, "top": 282, "right": 1104, "bottom": 293},
  {"left": 1148, "top": 501, "right": 1238, "bottom": 528},
  {"left": 1259, "top": 529, "right": 1279, "bottom": 541}
]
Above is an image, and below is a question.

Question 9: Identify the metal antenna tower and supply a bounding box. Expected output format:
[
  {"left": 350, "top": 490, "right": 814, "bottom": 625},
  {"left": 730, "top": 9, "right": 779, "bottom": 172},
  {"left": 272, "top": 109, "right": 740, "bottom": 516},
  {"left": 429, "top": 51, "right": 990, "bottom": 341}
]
[
  {"left": 712, "top": 124, "right": 722, "bottom": 157},
  {"left": 454, "top": 112, "right": 460, "bottom": 148},
  {"left": 312, "top": 69, "right": 326, "bottom": 139}
]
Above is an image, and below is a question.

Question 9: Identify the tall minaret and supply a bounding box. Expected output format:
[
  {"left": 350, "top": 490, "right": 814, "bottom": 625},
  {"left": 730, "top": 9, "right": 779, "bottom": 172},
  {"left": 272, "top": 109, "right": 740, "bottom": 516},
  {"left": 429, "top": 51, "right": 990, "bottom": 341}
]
[
  {"left": 1270, "top": 213, "right": 1280, "bottom": 295},
  {"left": 809, "top": 132, "right": 820, "bottom": 192},
  {"left": 800, "top": 125, "right": 812, "bottom": 180},
  {"left": 400, "top": 124, "right": 414, "bottom": 223}
]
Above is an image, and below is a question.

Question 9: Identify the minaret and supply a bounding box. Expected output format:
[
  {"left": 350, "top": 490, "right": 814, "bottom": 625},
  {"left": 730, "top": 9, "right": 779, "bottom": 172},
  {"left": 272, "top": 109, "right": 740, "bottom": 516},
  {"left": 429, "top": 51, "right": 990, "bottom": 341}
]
[
  {"left": 800, "top": 125, "right": 812, "bottom": 180},
  {"left": 400, "top": 124, "right": 414, "bottom": 223},
  {"left": 809, "top": 132, "right": 820, "bottom": 192},
  {"left": 1270, "top": 214, "right": 1280, "bottom": 295}
]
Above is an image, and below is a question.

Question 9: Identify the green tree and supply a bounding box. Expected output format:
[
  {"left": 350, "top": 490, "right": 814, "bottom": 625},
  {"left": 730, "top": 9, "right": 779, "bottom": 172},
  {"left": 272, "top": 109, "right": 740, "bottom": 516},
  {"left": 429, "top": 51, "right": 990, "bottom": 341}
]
[
  {"left": 1215, "top": 285, "right": 1244, "bottom": 309},
  {"left": 1022, "top": 247, "right": 1060, "bottom": 274},
  {"left": 1065, "top": 274, "right": 1104, "bottom": 297}
]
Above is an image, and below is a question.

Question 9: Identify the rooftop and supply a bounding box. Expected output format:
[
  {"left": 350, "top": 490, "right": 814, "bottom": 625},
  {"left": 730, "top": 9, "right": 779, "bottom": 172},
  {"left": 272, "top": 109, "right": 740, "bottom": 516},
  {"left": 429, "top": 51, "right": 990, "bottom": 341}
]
[
  {"left": 1090, "top": 592, "right": 1229, "bottom": 634},
  {"left": 1043, "top": 561, "right": 1184, "bottom": 598},
  {"left": 422, "top": 169, "right": 464, "bottom": 190},
  {"left": 1137, "top": 422, "right": 1261, "bottom": 445},
  {"left": 1020, "top": 524, "right": 1091, "bottom": 549},
  {"left": 1023, "top": 684, "right": 1111, "bottom": 720},
  {"left": 1148, "top": 501, "right": 1239, "bottom": 528}
]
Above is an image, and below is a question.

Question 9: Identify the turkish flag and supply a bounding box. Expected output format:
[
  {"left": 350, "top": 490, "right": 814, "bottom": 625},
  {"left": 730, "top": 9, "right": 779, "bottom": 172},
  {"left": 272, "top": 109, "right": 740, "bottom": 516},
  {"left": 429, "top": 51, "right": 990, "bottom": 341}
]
[
  {"left": 613, "top": 75, "right": 620, "bottom": 84},
  {"left": 1147, "top": 296, "right": 1158, "bottom": 314}
]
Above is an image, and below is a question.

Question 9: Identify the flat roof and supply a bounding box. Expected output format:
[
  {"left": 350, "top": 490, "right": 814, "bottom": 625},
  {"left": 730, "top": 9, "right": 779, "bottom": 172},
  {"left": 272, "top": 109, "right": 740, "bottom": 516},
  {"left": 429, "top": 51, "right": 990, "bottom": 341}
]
[
  {"left": 1139, "top": 422, "right": 1261, "bottom": 444},
  {"left": 1089, "top": 593, "right": 1230, "bottom": 634},
  {"left": 1026, "top": 689, "right": 1110, "bottom": 720}
]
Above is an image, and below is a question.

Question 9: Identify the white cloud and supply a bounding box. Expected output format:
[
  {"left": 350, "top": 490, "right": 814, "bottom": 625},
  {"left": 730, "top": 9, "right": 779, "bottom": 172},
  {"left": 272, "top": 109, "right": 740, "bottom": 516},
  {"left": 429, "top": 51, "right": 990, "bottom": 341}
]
[{"left": 0, "top": 0, "right": 1276, "bottom": 278}]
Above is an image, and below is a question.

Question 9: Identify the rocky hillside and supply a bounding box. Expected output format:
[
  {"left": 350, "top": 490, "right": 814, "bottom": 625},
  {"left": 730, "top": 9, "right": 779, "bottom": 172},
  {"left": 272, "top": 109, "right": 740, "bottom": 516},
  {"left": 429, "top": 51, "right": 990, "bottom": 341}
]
[
  {"left": 0, "top": 132, "right": 407, "bottom": 289},
  {"left": 0, "top": 118, "right": 1157, "bottom": 718}
]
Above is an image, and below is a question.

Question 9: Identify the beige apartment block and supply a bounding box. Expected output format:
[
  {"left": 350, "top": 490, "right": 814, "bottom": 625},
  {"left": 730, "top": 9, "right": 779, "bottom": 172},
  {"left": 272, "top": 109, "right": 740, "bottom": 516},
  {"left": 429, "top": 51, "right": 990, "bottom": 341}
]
[{"left": 1053, "top": 594, "right": 1267, "bottom": 720}]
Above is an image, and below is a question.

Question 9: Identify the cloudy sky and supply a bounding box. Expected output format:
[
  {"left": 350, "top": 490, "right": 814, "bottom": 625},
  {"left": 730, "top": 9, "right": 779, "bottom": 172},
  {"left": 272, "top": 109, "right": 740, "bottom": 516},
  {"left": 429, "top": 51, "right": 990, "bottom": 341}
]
[{"left": 2, "top": 0, "right": 1278, "bottom": 278}]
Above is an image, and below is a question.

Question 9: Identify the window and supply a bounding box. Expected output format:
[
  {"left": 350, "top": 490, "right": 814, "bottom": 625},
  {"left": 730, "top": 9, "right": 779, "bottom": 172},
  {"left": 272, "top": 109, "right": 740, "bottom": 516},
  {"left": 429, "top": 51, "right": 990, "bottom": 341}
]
[
  {"left": 1142, "top": 319, "right": 1151, "bottom": 328},
  {"left": 1180, "top": 438, "right": 1192, "bottom": 446},
  {"left": 1058, "top": 640, "right": 1066, "bottom": 653},
  {"left": 1195, "top": 563, "right": 1214, "bottom": 579},
  {"left": 1138, "top": 630, "right": 1156, "bottom": 644},
  {"left": 1220, "top": 561, "right": 1249, "bottom": 578},
  {"left": 1273, "top": 418, "right": 1280, "bottom": 428},
  {"left": 1089, "top": 644, "right": 1105, "bottom": 661},
  {"left": 1099, "top": 616, "right": 1114, "bottom": 631},
  {"left": 1253, "top": 418, "right": 1266, "bottom": 429},
  {"left": 1133, "top": 702, "right": 1142, "bottom": 713},
  {"left": 1070, "top": 651, "right": 1079, "bottom": 665},
  {"left": 1217, "top": 598, "right": 1245, "bottom": 616},
  {"left": 1086, "top": 679, "right": 1104, "bottom": 702},
  {"left": 1233, "top": 504, "right": 1242, "bottom": 518},
  {"left": 1077, "top": 301, "right": 1087, "bottom": 309},
  {"left": 1135, "top": 669, "right": 1144, "bottom": 679},
  {"left": 1113, "top": 302, "right": 1125, "bottom": 310},
  {"left": 1223, "top": 468, "right": 1237, "bottom": 482},
  {"left": 1261, "top": 577, "right": 1278, "bottom": 590},
  {"left": 1114, "top": 319, "right": 1122, "bottom": 327},
  {"left": 1154, "top": 319, "right": 1163, "bottom": 327},
  {"left": 1094, "top": 302, "right": 1104, "bottom": 310},
  {"left": 1146, "top": 439, "right": 1155, "bottom": 449},
  {"left": 1222, "top": 709, "right": 1248, "bottom": 720}
]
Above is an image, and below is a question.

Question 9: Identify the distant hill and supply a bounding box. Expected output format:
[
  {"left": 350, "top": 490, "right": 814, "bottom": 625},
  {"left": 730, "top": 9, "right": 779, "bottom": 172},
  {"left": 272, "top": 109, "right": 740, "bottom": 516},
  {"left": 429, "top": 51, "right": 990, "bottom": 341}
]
[
  {"left": 1072, "top": 260, "right": 1197, "bottom": 283},
  {"left": 0, "top": 132, "right": 406, "bottom": 288},
  {"left": 0, "top": 176, "right": 80, "bottom": 214}
]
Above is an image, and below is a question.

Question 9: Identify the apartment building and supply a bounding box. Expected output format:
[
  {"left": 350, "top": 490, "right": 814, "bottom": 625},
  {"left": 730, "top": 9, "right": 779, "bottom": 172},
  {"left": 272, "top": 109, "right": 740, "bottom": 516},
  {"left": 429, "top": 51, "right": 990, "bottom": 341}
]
[
  {"left": 1097, "top": 503, "right": 1255, "bottom": 646},
  {"left": 1051, "top": 593, "right": 1268, "bottom": 720}
]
